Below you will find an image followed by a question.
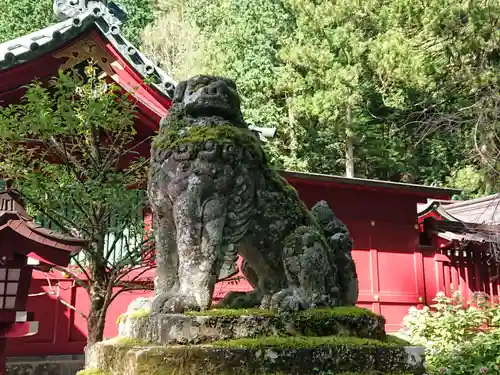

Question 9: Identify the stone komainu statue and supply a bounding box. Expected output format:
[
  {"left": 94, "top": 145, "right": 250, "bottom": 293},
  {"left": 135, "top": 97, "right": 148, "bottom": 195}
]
[{"left": 148, "top": 75, "right": 358, "bottom": 313}]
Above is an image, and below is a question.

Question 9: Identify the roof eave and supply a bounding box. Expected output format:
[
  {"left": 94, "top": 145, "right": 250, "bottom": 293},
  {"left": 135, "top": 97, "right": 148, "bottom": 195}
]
[
  {"left": 0, "top": 12, "right": 95, "bottom": 71},
  {"left": 90, "top": 11, "right": 176, "bottom": 99},
  {"left": 0, "top": 1, "right": 175, "bottom": 100},
  {"left": 281, "top": 170, "right": 461, "bottom": 198}
]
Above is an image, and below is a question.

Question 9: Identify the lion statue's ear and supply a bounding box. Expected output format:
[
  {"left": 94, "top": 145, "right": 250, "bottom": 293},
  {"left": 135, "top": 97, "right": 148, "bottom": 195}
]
[{"left": 173, "top": 81, "right": 188, "bottom": 104}]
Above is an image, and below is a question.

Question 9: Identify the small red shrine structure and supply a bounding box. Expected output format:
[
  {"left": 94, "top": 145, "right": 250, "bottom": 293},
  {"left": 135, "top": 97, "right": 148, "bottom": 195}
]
[
  {"left": 418, "top": 194, "right": 500, "bottom": 303},
  {"left": 0, "top": 183, "right": 85, "bottom": 374}
]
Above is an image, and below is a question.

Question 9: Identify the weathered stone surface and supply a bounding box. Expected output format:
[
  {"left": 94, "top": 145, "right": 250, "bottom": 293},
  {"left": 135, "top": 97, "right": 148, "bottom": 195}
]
[
  {"left": 85, "top": 338, "right": 425, "bottom": 375},
  {"left": 311, "top": 200, "right": 359, "bottom": 306},
  {"left": 118, "top": 308, "right": 386, "bottom": 345},
  {"left": 124, "top": 297, "right": 152, "bottom": 315},
  {"left": 7, "top": 355, "right": 84, "bottom": 375},
  {"left": 148, "top": 75, "right": 358, "bottom": 314}
]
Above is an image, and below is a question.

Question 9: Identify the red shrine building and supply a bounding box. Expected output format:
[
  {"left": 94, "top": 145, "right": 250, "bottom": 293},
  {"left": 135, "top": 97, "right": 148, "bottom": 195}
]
[{"left": 0, "top": 0, "right": 484, "bottom": 364}]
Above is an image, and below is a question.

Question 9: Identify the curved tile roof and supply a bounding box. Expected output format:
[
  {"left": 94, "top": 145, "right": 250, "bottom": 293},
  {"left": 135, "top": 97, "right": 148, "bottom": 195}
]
[
  {"left": 0, "top": 190, "right": 86, "bottom": 265},
  {"left": 0, "top": 0, "right": 176, "bottom": 99},
  {"left": 418, "top": 193, "right": 500, "bottom": 225},
  {"left": 0, "top": 191, "right": 86, "bottom": 245},
  {"left": 443, "top": 193, "right": 500, "bottom": 225}
]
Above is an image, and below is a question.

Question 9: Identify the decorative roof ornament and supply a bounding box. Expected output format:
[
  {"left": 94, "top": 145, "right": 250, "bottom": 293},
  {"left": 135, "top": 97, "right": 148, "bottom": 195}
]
[
  {"left": 0, "top": 180, "right": 28, "bottom": 219},
  {"left": 53, "top": 0, "right": 124, "bottom": 24},
  {"left": 54, "top": 0, "right": 104, "bottom": 21}
]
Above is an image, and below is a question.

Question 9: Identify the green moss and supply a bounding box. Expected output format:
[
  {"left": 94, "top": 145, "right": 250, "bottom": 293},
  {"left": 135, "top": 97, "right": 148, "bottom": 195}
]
[
  {"left": 210, "top": 335, "right": 398, "bottom": 349},
  {"left": 88, "top": 339, "right": 418, "bottom": 375},
  {"left": 318, "top": 373, "right": 413, "bottom": 375},
  {"left": 76, "top": 369, "right": 111, "bottom": 375},
  {"left": 187, "top": 306, "right": 376, "bottom": 319},
  {"left": 186, "top": 306, "right": 382, "bottom": 338},
  {"left": 149, "top": 372, "right": 410, "bottom": 375},
  {"left": 297, "top": 306, "right": 377, "bottom": 318},
  {"left": 80, "top": 366, "right": 412, "bottom": 375},
  {"left": 153, "top": 122, "right": 263, "bottom": 162},
  {"left": 263, "top": 168, "right": 316, "bottom": 226},
  {"left": 114, "top": 337, "right": 151, "bottom": 346},
  {"left": 134, "top": 348, "right": 176, "bottom": 375},
  {"left": 282, "top": 225, "right": 333, "bottom": 267},
  {"left": 116, "top": 308, "right": 150, "bottom": 324},
  {"left": 386, "top": 335, "right": 410, "bottom": 346},
  {"left": 153, "top": 111, "right": 318, "bottom": 241},
  {"left": 186, "top": 308, "right": 274, "bottom": 317},
  {"left": 314, "top": 373, "right": 413, "bottom": 375}
]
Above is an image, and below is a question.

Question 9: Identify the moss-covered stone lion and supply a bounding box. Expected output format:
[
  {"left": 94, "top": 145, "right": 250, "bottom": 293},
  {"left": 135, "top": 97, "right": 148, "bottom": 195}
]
[{"left": 148, "top": 75, "right": 358, "bottom": 313}]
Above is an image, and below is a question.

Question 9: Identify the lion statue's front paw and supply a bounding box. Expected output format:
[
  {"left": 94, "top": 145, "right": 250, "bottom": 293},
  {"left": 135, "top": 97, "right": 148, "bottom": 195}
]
[
  {"left": 151, "top": 292, "right": 198, "bottom": 314},
  {"left": 270, "top": 289, "right": 308, "bottom": 313}
]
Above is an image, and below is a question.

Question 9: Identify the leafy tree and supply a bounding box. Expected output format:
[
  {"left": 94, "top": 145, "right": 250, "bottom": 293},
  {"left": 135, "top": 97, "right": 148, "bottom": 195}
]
[
  {"left": 117, "top": 0, "right": 156, "bottom": 46},
  {"left": 0, "top": 0, "right": 155, "bottom": 46},
  {"left": 140, "top": 0, "right": 207, "bottom": 80},
  {"left": 180, "top": 0, "right": 309, "bottom": 171},
  {"left": 0, "top": 64, "right": 153, "bottom": 345},
  {"left": 351, "top": 0, "right": 500, "bottom": 192},
  {"left": 168, "top": 0, "right": 497, "bottom": 192},
  {"left": 403, "top": 0, "right": 500, "bottom": 194},
  {"left": 0, "top": 0, "right": 54, "bottom": 42},
  {"left": 447, "top": 165, "right": 488, "bottom": 200}
]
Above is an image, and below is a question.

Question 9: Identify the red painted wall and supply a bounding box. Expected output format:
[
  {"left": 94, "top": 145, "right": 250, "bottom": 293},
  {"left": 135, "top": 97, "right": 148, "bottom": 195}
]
[{"left": 8, "top": 178, "right": 437, "bottom": 357}]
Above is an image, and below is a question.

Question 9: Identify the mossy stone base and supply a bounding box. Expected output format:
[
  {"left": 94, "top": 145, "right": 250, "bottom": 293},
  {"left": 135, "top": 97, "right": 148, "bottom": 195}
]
[
  {"left": 118, "top": 308, "right": 385, "bottom": 345},
  {"left": 85, "top": 338, "right": 425, "bottom": 375},
  {"left": 105, "top": 308, "right": 424, "bottom": 374}
]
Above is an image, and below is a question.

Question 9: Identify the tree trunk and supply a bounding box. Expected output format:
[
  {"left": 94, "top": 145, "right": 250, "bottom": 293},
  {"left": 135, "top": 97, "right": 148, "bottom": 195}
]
[
  {"left": 345, "top": 133, "right": 355, "bottom": 178},
  {"left": 86, "top": 282, "right": 108, "bottom": 346},
  {"left": 479, "top": 132, "right": 495, "bottom": 195},
  {"left": 87, "top": 304, "right": 106, "bottom": 346},
  {"left": 86, "top": 230, "right": 109, "bottom": 346},
  {"left": 345, "top": 107, "right": 355, "bottom": 178}
]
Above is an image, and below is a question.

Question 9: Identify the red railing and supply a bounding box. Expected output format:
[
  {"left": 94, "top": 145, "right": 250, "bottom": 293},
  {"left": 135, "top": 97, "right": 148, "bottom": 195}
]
[{"left": 435, "top": 247, "right": 500, "bottom": 303}]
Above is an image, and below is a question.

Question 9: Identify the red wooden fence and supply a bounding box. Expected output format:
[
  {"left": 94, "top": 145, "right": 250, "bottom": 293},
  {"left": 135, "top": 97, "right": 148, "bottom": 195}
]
[{"left": 425, "top": 247, "right": 500, "bottom": 304}]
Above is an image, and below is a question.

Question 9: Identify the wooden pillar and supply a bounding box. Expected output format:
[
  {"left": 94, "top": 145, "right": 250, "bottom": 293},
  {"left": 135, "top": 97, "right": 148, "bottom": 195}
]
[{"left": 369, "top": 248, "right": 381, "bottom": 314}]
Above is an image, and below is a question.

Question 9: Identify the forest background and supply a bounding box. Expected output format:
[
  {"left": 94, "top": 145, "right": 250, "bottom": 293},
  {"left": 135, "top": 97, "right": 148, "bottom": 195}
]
[{"left": 2, "top": 0, "right": 499, "bottom": 199}]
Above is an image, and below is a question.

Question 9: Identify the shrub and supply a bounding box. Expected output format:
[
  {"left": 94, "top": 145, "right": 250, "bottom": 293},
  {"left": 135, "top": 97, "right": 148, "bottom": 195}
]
[{"left": 403, "top": 291, "right": 500, "bottom": 374}]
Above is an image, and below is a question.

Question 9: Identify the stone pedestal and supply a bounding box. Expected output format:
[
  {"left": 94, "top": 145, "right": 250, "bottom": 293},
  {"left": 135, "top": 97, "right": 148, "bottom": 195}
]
[
  {"left": 118, "top": 307, "right": 386, "bottom": 345},
  {"left": 81, "top": 307, "right": 426, "bottom": 375}
]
